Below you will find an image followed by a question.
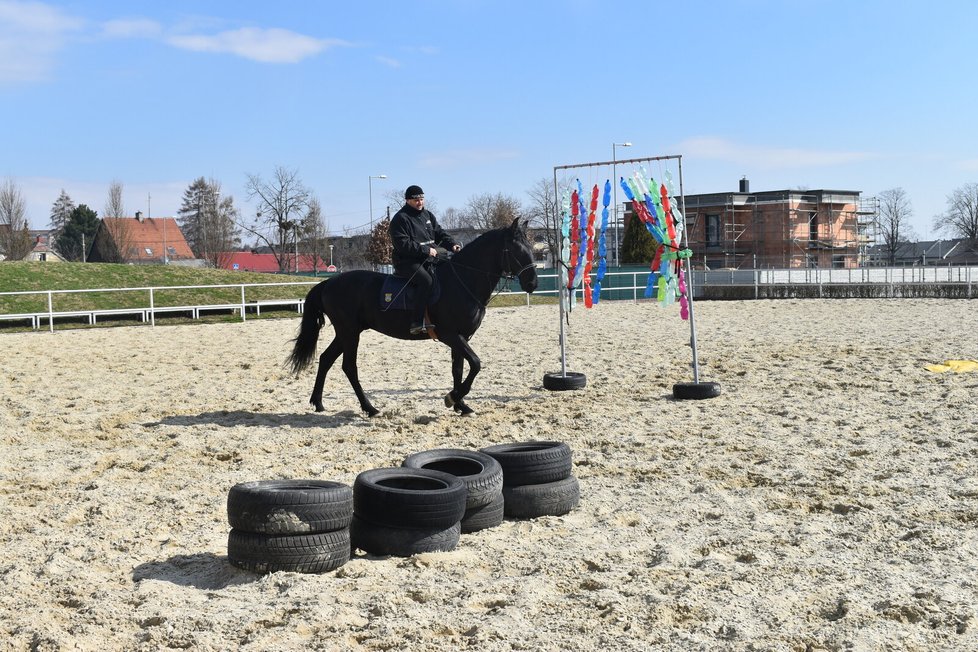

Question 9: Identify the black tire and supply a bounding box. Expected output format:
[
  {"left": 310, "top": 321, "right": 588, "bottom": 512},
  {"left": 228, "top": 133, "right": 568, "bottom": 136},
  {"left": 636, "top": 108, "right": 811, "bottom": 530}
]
[
  {"left": 402, "top": 449, "right": 503, "bottom": 509},
  {"left": 461, "top": 492, "right": 504, "bottom": 533},
  {"left": 227, "top": 480, "right": 353, "bottom": 535},
  {"left": 502, "top": 476, "right": 580, "bottom": 519},
  {"left": 480, "top": 441, "right": 573, "bottom": 487},
  {"left": 543, "top": 371, "right": 587, "bottom": 391},
  {"left": 350, "top": 515, "right": 460, "bottom": 557},
  {"left": 673, "top": 381, "right": 721, "bottom": 400},
  {"left": 353, "top": 467, "right": 467, "bottom": 529},
  {"left": 227, "top": 528, "right": 350, "bottom": 574}
]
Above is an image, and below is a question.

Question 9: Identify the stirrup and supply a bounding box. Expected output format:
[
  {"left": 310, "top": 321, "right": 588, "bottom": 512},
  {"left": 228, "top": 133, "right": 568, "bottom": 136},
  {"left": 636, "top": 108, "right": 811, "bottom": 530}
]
[{"left": 409, "top": 324, "right": 427, "bottom": 335}]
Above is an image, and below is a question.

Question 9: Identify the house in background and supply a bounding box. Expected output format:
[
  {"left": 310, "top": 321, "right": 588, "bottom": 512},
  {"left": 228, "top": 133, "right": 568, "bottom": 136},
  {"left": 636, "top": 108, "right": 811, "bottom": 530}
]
[
  {"left": 23, "top": 232, "right": 64, "bottom": 262},
  {"left": 218, "top": 251, "right": 329, "bottom": 274},
  {"left": 675, "top": 178, "right": 876, "bottom": 269},
  {"left": 88, "top": 213, "right": 199, "bottom": 265}
]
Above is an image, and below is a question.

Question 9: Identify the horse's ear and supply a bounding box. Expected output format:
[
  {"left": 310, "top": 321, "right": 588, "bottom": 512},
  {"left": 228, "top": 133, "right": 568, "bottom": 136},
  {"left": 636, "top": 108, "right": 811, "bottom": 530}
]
[{"left": 510, "top": 218, "right": 521, "bottom": 232}]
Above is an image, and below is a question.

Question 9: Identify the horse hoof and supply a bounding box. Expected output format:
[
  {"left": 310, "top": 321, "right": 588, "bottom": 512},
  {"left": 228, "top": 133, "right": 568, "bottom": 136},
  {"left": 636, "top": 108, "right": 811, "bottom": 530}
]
[
  {"left": 454, "top": 401, "right": 474, "bottom": 416},
  {"left": 314, "top": 404, "right": 325, "bottom": 413},
  {"left": 444, "top": 393, "right": 455, "bottom": 408},
  {"left": 365, "top": 407, "right": 380, "bottom": 418}
]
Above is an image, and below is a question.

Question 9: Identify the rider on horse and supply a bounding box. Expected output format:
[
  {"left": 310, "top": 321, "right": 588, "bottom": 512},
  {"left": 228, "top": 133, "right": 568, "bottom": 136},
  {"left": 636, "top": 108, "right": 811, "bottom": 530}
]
[{"left": 390, "top": 185, "right": 461, "bottom": 335}]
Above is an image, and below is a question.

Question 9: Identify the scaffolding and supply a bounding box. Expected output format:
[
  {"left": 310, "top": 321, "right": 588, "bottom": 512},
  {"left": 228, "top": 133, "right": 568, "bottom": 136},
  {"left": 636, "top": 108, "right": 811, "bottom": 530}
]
[{"left": 685, "top": 188, "right": 865, "bottom": 269}]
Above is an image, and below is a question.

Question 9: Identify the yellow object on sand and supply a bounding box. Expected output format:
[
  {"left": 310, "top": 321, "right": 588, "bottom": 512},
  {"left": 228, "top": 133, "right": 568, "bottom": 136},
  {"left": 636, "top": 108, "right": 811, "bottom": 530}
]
[{"left": 925, "top": 359, "right": 978, "bottom": 373}]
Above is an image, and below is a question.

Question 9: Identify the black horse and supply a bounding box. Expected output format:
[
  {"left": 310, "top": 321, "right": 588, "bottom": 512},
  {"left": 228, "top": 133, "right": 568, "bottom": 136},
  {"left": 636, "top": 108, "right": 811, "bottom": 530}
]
[{"left": 288, "top": 219, "right": 539, "bottom": 416}]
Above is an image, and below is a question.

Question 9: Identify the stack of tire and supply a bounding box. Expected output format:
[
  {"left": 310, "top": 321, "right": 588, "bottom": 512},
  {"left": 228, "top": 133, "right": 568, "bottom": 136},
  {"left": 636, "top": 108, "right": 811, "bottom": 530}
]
[
  {"left": 402, "top": 448, "right": 504, "bottom": 533},
  {"left": 480, "top": 441, "right": 579, "bottom": 518},
  {"left": 350, "top": 467, "right": 467, "bottom": 557},
  {"left": 226, "top": 480, "right": 353, "bottom": 574}
]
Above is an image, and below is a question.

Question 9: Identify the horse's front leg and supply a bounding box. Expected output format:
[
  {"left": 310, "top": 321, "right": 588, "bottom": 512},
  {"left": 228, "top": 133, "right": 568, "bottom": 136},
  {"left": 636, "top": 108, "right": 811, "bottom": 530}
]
[{"left": 444, "top": 336, "right": 480, "bottom": 416}]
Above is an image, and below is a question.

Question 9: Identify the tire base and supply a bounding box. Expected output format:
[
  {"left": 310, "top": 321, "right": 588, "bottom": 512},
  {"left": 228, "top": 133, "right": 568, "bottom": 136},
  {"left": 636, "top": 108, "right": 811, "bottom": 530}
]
[
  {"left": 672, "top": 381, "right": 721, "bottom": 400},
  {"left": 543, "top": 371, "right": 587, "bottom": 391}
]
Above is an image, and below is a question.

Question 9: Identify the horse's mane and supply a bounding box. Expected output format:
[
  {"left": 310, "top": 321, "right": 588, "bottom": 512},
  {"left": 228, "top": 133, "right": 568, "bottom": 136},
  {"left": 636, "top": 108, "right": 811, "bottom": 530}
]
[{"left": 453, "top": 223, "right": 528, "bottom": 264}]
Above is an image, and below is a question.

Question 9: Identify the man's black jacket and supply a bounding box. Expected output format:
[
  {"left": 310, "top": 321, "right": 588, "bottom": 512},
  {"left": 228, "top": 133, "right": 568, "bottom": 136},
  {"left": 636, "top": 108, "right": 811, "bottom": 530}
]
[{"left": 389, "top": 204, "right": 458, "bottom": 270}]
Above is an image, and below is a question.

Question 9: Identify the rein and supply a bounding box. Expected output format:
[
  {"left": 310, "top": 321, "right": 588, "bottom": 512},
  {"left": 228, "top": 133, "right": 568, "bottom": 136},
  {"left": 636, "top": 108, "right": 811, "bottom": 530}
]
[{"left": 446, "top": 243, "right": 534, "bottom": 307}]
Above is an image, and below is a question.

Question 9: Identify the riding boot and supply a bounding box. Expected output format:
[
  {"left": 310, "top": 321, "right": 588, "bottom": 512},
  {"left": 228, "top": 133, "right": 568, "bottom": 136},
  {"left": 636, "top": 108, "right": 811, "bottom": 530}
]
[{"left": 409, "top": 302, "right": 428, "bottom": 335}]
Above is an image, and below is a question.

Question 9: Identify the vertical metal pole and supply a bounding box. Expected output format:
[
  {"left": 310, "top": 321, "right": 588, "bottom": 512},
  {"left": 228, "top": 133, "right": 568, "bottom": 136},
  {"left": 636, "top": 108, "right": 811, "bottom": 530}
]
[
  {"left": 555, "top": 167, "right": 568, "bottom": 377},
  {"left": 149, "top": 288, "right": 155, "bottom": 326},
  {"left": 612, "top": 147, "right": 618, "bottom": 268},
  {"left": 678, "top": 157, "right": 702, "bottom": 384},
  {"left": 47, "top": 291, "right": 54, "bottom": 332},
  {"left": 241, "top": 285, "right": 247, "bottom": 322}
]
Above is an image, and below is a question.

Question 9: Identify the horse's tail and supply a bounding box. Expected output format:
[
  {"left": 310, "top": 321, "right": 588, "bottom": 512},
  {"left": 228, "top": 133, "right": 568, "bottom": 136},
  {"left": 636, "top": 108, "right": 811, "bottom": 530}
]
[{"left": 287, "top": 282, "right": 328, "bottom": 375}]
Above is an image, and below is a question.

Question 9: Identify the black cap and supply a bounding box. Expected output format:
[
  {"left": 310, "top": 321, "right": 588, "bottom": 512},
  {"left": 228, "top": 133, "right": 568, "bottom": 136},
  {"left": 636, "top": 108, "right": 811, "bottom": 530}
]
[{"left": 405, "top": 185, "right": 424, "bottom": 199}]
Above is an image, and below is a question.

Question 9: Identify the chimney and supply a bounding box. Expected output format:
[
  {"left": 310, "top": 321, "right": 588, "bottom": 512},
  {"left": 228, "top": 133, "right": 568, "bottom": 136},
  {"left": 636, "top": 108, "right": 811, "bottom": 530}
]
[
  {"left": 739, "top": 177, "right": 750, "bottom": 193},
  {"left": 135, "top": 211, "right": 144, "bottom": 222}
]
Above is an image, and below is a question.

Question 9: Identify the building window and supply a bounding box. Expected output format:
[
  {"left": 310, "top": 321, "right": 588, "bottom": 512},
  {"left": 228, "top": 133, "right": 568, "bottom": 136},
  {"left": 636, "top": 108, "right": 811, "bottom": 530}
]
[
  {"left": 706, "top": 214, "right": 721, "bottom": 246},
  {"left": 809, "top": 211, "right": 818, "bottom": 242},
  {"left": 145, "top": 248, "right": 153, "bottom": 255},
  {"left": 832, "top": 255, "right": 846, "bottom": 268}
]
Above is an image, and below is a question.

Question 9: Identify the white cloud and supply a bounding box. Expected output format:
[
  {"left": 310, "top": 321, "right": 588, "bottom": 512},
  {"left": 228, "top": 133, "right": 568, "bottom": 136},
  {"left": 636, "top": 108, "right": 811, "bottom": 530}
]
[
  {"left": 101, "top": 18, "right": 162, "bottom": 39},
  {"left": 167, "top": 27, "right": 348, "bottom": 64},
  {"left": 677, "top": 136, "right": 876, "bottom": 168},
  {"left": 0, "top": 0, "right": 83, "bottom": 82},
  {"left": 375, "top": 55, "right": 402, "bottom": 68},
  {"left": 419, "top": 148, "right": 521, "bottom": 168}
]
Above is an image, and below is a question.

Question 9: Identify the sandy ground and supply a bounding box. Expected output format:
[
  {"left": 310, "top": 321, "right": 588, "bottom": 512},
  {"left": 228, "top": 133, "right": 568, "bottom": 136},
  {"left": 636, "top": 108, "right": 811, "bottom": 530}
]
[{"left": 1, "top": 298, "right": 977, "bottom": 651}]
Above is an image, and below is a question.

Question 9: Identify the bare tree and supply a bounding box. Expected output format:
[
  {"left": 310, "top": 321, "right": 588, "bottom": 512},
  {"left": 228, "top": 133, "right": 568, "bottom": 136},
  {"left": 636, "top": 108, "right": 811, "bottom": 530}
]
[
  {"left": 0, "top": 178, "right": 33, "bottom": 260},
  {"left": 525, "top": 178, "right": 561, "bottom": 266},
  {"left": 302, "top": 197, "right": 330, "bottom": 273},
  {"left": 104, "top": 180, "right": 126, "bottom": 218},
  {"left": 244, "top": 166, "right": 310, "bottom": 272},
  {"left": 933, "top": 183, "right": 978, "bottom": 242},
  {"left": 438, "top": 206, "right": 465, "bottom": 230},
  {"left": 101, "top": 180, "right": 133, "bottom": 262},
  {"left": 877, "top": 188, "right": 915, "bottom": 265},
  {"left": 461, "top": 192, "right": 523, "bottom": 230}
]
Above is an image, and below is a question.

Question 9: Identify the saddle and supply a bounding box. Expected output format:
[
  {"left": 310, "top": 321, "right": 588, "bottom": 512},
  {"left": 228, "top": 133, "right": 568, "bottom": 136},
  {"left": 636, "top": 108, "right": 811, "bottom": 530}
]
[{"left": 379, "top": 274, "right": 442, "bottom": 311}]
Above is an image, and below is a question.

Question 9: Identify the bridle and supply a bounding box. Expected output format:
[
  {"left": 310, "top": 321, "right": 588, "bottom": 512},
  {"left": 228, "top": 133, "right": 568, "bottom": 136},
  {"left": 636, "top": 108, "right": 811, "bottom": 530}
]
[{"left": 447, "top": 234, "right": 536, "bottom": 306}]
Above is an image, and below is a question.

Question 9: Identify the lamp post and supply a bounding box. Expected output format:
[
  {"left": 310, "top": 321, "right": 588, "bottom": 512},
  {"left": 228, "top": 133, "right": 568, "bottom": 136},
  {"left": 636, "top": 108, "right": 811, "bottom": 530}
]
[
  {"left": 612, "top": 142, "right": 632, "bottom": 266},
  {"left": 329, "top": 244, "right": 334, "bottom": 267},
  {"left": 368, "top": 175, "right": 387, "bottom": 229}
]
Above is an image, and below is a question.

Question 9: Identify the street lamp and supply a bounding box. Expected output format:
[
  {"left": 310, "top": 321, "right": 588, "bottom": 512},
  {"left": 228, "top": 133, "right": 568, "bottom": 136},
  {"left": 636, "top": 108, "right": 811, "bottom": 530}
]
[
  {"left": 368, "top": 175, "right": 387, "bottom": 229},
  {"left": 612, "top": 142, "right": 632, "bottom": 266},
  {"left": 329, "top": 244, "right": 334, "bottom": 267}
]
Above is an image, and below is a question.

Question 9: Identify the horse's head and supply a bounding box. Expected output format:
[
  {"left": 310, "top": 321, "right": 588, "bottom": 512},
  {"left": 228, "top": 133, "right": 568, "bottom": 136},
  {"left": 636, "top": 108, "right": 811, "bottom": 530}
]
[{"left": 502, "top": 218, "right": 539, "bottom": 293}]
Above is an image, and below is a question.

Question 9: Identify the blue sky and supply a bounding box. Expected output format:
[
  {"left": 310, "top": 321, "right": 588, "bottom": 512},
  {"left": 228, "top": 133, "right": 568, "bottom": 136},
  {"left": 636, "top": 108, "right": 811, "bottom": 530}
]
[{"left": 2, "top": 0, "right": 977, "bottom": 239}]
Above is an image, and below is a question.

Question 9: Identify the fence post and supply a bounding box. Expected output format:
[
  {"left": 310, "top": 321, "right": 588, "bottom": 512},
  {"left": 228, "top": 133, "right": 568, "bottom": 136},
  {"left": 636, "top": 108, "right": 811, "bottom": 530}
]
[
  {"left": 240, "top": 285, "right": 247, "bottom": 322},
  {"left": 47, "top": 290, "right": 54, "bottom": 333},
  {"left": 149, "top": 288, "right": 155, "bottom": 326}
]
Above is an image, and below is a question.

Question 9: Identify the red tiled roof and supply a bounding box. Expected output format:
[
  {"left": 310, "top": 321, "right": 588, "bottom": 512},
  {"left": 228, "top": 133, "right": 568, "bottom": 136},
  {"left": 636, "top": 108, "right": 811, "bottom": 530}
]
[
  {"left": 220, "top": 252, "right": 328, "bottom": 273},
  {"left": 101, "top": 217, "right": 195, "bottom": 262}
]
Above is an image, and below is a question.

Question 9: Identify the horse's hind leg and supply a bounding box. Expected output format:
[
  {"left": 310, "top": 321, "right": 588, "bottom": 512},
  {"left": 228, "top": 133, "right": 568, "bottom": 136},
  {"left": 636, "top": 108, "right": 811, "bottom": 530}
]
[
  {"left": 340, "top": 333, "right": 379, "bottom": 417},
  {"left": 310, "top": 337, "right": 343, "bottom": 412}
]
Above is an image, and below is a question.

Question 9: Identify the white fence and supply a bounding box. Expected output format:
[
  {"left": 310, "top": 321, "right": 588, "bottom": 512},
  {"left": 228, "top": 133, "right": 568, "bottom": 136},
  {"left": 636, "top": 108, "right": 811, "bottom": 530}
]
[
  {"left": 3, "top": 266, "right": 976, "bottom": 333},
  {"left": 0, "top": 281, "right": 320, "bottom": 332}
]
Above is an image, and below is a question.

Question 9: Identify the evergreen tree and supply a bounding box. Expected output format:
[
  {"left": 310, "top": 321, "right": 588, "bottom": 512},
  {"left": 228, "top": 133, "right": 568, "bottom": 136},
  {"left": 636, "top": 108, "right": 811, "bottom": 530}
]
[
  {"left": 49, "top": 189, "right": 75, "bottom": 241},
  {"left": 365, "top": 217, "right": 392, "bottom": 266},
  {"left": 177, "top": 177, "right": 241, "bottom": 267},
  {"left": 619, "top": 213, "right": 657, "bottom": 264},
  {"left": 59, "top": 204, "right": 99, "bottom": 261}
]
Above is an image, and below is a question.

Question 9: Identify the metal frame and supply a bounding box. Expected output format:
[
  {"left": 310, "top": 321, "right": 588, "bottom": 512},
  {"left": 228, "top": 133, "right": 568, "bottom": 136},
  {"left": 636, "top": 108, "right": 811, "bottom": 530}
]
[{"left": 552, "top": 154, "right": 702, "bottom": 383}]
